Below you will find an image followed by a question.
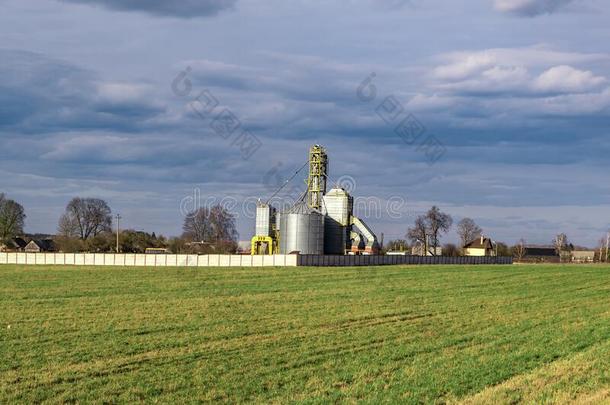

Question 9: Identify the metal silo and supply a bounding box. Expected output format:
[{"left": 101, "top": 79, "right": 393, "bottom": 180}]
[
  {"left": 322, "top": 187, "right": 353, "bottom": 255},
  {"left": 279, "top": 202, "right": 325, "bottom": 255},
  {"left": 255, "top": 203, "right": 276, "bottom": 237}
]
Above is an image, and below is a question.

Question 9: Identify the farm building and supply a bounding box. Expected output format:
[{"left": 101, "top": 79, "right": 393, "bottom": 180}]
[
  {"left": 0, "top": 237, "right": 27, "bottom": 252},
  {"left": 522, "top": 247, "right": 560, "bottom": 263},
  {"left": 411, "top": 245, "right": 442, "bottom": 256},
  {"left": 24, "top": 239, "right": 56, "bottom": 253},
  {"left": 571, "top": 250, "right": 596, "bottom": 263},
  {"left": 463, "top": 236, "right": 496, "bottom": 256}
]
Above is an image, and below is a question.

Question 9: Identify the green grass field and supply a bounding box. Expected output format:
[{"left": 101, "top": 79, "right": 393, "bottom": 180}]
[{"left": 1, "top": 264, "right": 609, "bottom": 404}]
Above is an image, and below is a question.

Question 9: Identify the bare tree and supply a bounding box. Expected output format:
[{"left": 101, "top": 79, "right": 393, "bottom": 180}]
[
  {"left": 457, "top": 218, "right": 482, "bottom": 248},
  {"left": 407, "top": 216, "right": 428, "bottom": 253},
  {"left": 513, "top": 239, "right": 527, "bottom": 262},
  {"left": 553, "top": 233, "right": 570, "bottom": 262},
  {"left": 183, "top": 205, "right": 238, "bottom": 243},
  {"left": 597, "top": 236, "right": 609, "bottom": 263},
  {"left": 0, "top": 194, "right": 26, "bottom": 239},
  {"left": 407, "top": 206, "right": 452, "bottom": 256},
  {"left": 426, "top": 206, "right": 453, "bottom": 255},
  {"left": 183, "top": 207, "right": 211, "bottom": 242},
  {"left": 58, "top": 197, "right": 112, "bottom": 240},
  {"left": 553, "top": 233, "right": 568, "bottom": 254}
]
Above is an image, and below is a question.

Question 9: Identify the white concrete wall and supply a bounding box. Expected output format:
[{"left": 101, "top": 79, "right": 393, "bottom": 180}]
[
  {"left": 0, "top": 253, "right": 511, "bottom": 267},
  {"left": 0, "top": 253, "right": 299, "bottom": 267}
]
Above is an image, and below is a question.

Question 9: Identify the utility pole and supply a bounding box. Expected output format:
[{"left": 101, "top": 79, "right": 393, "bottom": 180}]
[
  {"left": 115, "top": 214, "right": 121, "bottom": 253},
  {"left": 604, "top": 232, "right": 610, "bottom": 261}
]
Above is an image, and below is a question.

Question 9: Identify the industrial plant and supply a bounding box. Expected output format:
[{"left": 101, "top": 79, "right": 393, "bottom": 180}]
[{"left": 251, "top": 145, "right": 379, "bottom": 256}]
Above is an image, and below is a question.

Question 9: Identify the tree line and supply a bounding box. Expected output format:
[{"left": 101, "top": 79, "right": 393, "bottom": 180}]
[
  {"left": 386, "top": 206, "right": 604, "bottom": 261},
  {"left": 0, "top": 194, "right": 238, "bottom": 254},
  {"left": 2, "top": 193, "right": 609, "bottom": 259}
]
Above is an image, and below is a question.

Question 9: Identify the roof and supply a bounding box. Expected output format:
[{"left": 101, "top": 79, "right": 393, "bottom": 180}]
[
  {"left": 325, "top": 187, "right": 350, "bottom": 197},
  {"left": 26, "top": 239, "right": 55, "bottom": 251},
  {"left": 524, "top": 247, "right": 558, "bottom": 257},
  {"left": 284, "top": 201, "right": 322, "bottom": 215},
  {"left": 463, "top": 237, "right": 493, "bottom": 249},
  {"left": 4, "top": 237, "right": 27, "bottom": 249}
]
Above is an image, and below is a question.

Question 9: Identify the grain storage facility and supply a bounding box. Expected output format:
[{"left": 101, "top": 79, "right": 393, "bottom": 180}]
[{"left": 251, "top": 145, "right": 379, "bottom": 256}]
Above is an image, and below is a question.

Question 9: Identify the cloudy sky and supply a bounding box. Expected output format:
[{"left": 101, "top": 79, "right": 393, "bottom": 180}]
[{"left": 1, "top": 0, "right": 610, "bottom": 246}]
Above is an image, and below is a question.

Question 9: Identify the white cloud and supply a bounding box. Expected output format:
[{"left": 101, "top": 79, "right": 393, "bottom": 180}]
[
  {"left": 494, "top": 0, "right": 576, "bottom": 16},
  {"left": 437, "top": 65, "right": 530, "bottom": 94},
  {"left": 431, "top": 47, "right": 609, "bottom": 98},
  {"left": 96, "top": 82, "right": 154, "bottom": 104},
  {"left": 434, "top": 46, "right": 607, "bottom": 77},
  {"left": 532, "top": 65, "right": 607, "bottom": 93},
  {"left": 433, "top": 53, "right": 497, "bottom": 81}
]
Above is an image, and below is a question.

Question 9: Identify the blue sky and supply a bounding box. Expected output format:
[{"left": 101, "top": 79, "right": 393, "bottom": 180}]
[{"left": 1, "top": 0, "right": 610, "bottom": 247}]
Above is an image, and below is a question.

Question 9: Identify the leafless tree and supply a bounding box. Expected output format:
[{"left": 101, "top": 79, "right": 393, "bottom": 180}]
[
  {"left": 58, "top": 197, "right": 112, "bottom": 240},
  {"left": 597, "top": 236, "right": 609, "bottom": 263},
  {"left": 407, "top": 216, "right": 428, "bottom": 253},
  {"left": 183, "top": 205, "right": 238, "bottom": 243},
  {"left": 407, "top": 206, "right": 452, "bottom": 256},
  {"left": 426, "top": 206, "right": 453, "bottom": 255},
  {"left": 553, "top": 233, "right": 570, "bottom": 262},
  {"left": 513, "top": 239, "right": 527, "bottom": 261},
  {"left": 0, "top": 194, "right": 26, "bottom": 240},
  {"left": 457, "top": 218, "right": 482, "bottom": 248},
  {"left": 553, "top": 233, "right": 568, "bottom": 254}
]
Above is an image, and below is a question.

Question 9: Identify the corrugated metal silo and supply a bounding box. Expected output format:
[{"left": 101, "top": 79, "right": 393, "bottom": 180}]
[
  {"left": 322, "top": 187, "right": 353, "bottom": 254},
  {"left": 255, "top": 203, "right": 276, "bottom": 237},
  {"left": 279, "top": 202, "right": 324, "bottom": 255}
]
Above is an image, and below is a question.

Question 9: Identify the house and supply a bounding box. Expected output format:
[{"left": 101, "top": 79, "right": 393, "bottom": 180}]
[
  {"left": 411, "top": 245, "right": 442, "bottom": 256},
  {"left": 521, "top": 247, "right": 560, "bottom": 263},
  {"left": 24, "top": 239, "right": 56, "bottom": 253},
  {"left": 0, "top": 237, "right": 28, "bottom": 252},
  {"left": 571, "top": 250, "right": 595, "bottom": 263},
  {"left": 463, "top": 236, "right": 496, "bottom": 256}
]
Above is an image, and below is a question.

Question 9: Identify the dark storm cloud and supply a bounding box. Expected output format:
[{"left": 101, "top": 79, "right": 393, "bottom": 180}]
[
  {"left": 0, "top": 50, "right": 166, "bottom": 134},
  {"left": 3, "top": 0, "right": 610, "bottom": 244},
  {"left": 60, "top": 0, "right": 238, "bottom": 18}
]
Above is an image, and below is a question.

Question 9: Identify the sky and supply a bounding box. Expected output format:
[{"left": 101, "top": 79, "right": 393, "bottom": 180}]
[{"left": 1, "top": 0, "right": 610, "bottom": 247}]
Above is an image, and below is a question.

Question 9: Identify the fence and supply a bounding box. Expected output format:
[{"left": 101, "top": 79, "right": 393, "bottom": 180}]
[
  {"left": 297, "top": 255, "right": 513, "bottom": 266},
  {"left": 0, "top": 253, "right": 297, "bottom": 267},
  {"left": 0, "top": 253, "right": 512, "bottom": 267}
]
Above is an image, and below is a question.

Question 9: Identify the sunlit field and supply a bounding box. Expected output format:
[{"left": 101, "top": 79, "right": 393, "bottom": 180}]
[{"left": 1, "top": 264, "right": 609, "bottom": 403}]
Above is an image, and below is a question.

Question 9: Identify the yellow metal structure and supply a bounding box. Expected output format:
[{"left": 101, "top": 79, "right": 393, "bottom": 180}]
[
  {"left": 251, "top": 235, "right": 276, "bottom": 255},
  {"left": 306, "top": 145, "right": 328, "bottom": 210}
]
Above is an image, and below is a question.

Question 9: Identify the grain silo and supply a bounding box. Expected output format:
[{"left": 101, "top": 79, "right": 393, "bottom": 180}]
[
  {"left": 322, "top": 187, "right": 353, "bottom": 255},
  {"left": 252, "top": 144, "right": 378, "bottom": 256},
  {"left": 255, "top": 203, "right": 276, "bottom": 237},
  {"left": 279, "top": 202, "right": 325, "bottom": 255}
]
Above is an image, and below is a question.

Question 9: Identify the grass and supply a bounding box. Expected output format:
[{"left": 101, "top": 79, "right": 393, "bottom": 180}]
[{"left": 0, "top": 264, "right": 609, "bottom": 404}]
